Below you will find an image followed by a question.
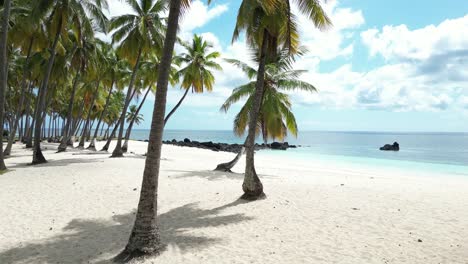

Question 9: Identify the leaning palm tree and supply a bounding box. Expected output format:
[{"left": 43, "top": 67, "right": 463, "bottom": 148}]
[
  {"left": 4, "top": 0, "right": 47, "bottom": 156},
  {"left": 109, "top": 0, "right": 166, "bottom": 157},
  {"left": 222, "top": 52, "right": 316, "bottom": 142},
  {"left": 58, "top": 34, "right": 99, "bottom": 152},
  {"left": 164, "top": 34, "right": 222, "bottom": 124},
  {"left": 29, "top": 0, "right": 108, "bottom": 164},
  {"left": 115, "top": 0, "right": 195, "bottom": 261},
  {"left": 87, "top": 41, "right": 122, "bottom": 151},
  {"left": 233, "top": 0, "right": 331, "bottom": 199},
  {"left": 0, "top": 0, "right": 12, "bottom": 170}
]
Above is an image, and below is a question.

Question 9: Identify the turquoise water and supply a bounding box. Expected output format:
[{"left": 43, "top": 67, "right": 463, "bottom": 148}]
[{"left": 129, "top": 129, "right": 468, "bottom": 176}]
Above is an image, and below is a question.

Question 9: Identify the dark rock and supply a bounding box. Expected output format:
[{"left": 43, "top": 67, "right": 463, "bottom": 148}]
[
  {"left": 162, "top": 137, "right": 298, "bottom": 153},
  {"left": 380, "top": 142, "right": 399, "bottom": 151},
  {"left": 270, "top": 142, "right": 282, "bottom": 149},
  {"left": 271, "top": 142, "right": 287, "bottom": 150}
]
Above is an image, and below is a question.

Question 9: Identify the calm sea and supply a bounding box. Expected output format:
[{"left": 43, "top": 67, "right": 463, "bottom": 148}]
[{"left": 129, "top": 129, "right": 468, "bottom": 176}]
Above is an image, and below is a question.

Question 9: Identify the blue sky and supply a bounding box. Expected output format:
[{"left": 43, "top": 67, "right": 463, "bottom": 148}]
[{"left": 107, "top": 0, "right": 468, "bottom": 132}]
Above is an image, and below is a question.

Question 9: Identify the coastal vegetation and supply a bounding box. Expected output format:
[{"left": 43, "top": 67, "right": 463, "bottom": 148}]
[{"left": 0, "top": 0, "right": 330, "bottom": 261}]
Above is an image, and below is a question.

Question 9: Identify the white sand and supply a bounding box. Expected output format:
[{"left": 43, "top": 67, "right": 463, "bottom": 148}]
[{"left": 0, "top": 140, "right": 467, "bottom": 264}]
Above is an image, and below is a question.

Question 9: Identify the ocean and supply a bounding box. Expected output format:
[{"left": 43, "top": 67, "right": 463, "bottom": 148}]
[{"left": 129, "top": 129, "right": 468, "bottom": 176}]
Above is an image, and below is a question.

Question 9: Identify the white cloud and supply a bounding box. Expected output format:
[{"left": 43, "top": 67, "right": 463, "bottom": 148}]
[
  {"left": 180, "top": 1, "right": 228, "bottom": 33},
  {"left": 361, "top": 15, "right": 468, "bottom": 61},
  {"left": 296, "top": 0, "right": 365, "bottom": 61}
]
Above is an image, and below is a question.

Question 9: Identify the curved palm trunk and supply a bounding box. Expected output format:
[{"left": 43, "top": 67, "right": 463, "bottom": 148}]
[
  {"left": 5, "top": 37, "right": 34, "bottom": 156},
  {"left": 0, "top": 0, "right": 11, "bottom": 170},
  {"left": 122, "top": 87, "right": 151, "bottom": 153},
  {"left": 77, "top": 81, "right": 100, "bottom": 149},
  {"left": 32, "top": 18, "right": 62, "bottom": 165},
  {"left": 241, "top": 29, "right": 269, "bottom": 200},
  {"left": 163, "top": 87, "right": 189, "bottom": 126},
  {"left": 58, "top": 70, "right": 80, "bottom": 152},
  {"left": 101, "top": 88, "right": 137, "bottom": 152},
  {"left": 22, "top": 83, "right": 33, "bottom": 143},
  {"left": 67, "top": 100, "right": 86, "bottom": 147},
  {"left": 87, "top": 80, "right": 114, "bottom": 151},
  {"left": 215, "top": 146, "right": 245, "bottom": 172},
  {"left": 111, "top": 48, "right": 142, "bottom": 158},
  {"left": 115, "top": 0, "right": 181, "bottom": 261},
  {"left": 101, "top": 122, "right": 118, "bottom": 151}
]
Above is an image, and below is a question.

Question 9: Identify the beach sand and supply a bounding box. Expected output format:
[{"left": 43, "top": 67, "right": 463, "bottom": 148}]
[{"left": 0, "top": 140, "right": 467, "bottom": 264}]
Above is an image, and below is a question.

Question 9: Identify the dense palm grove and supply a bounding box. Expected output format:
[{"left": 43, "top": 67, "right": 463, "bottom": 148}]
[{"left": 0, "top": 0, "right": 330, "bottom": 261}]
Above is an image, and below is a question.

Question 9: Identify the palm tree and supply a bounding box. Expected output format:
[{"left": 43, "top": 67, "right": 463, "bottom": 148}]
[
  {"left": 164, "top": 34, "right": 222, "bottom": 125},
  {"left": 222, "top": 52, "right": 316, "bottom": 142},
  {"left": 30, "top": 0, "right": 108, "bottom": 164},
  {"left": 109, "top": 0, "right": 166, "bottom": 158},
  {"left": 0, "top": 0, "right": 12, "bottom": 170},
  {"left": 87, "top": 41, "right": 121, "bottom": 150},
  {"left": 233, "top": 0, "right": 331, "bottom": 199},
  {"left": 3, "top": 0, "right": 47, "bottom": 156},
  {"left": 121, "top": 103, "right": 145, "bottom": 151},
  {"left": 115, "top": 0, "right": 192, "bottom": 261},
  {"left": 58, "top": 34, "right": 99, "bottom": 151}
]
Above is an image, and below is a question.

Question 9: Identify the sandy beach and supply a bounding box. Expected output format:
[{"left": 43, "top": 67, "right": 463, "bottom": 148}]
[{"left": 0, "top": 140, "right": 467, "bottom": 264}]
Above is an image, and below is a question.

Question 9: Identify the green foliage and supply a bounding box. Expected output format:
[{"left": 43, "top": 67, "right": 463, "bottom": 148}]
[{"left": 221, "top": 51, "right": 317, "bottom": 142}]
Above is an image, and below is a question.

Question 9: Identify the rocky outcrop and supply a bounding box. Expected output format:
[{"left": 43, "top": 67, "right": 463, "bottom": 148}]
[
  {"left": 380, "top": 142, "right": 400, "bottom": 151},
  {"left": 160, "top": 139, "right": 298, "bottom": 153}
]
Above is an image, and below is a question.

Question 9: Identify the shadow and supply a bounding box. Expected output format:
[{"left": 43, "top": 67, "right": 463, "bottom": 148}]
[
  {"left": 167, "top": 169, "right": 277, "bottom": 181},
  {"left": 167, "top": 169, "right": 245, "bottom": 181},
  {"left": 8, "top": 158, "right": 104, "bottom": 169},
  {"left": 0, "top": 201, "right": 254, "bottom": 264}
]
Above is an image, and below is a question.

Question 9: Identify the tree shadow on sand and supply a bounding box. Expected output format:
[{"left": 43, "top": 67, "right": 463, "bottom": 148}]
[
  {"left": 167, "top": 169, "right": 277, "bottom": 181},
  {"left": 0, "top": 200, "right": 253, "bottom": 264},
  {"left": 7, "top": 158, "right": 104, "bottom": 169}
]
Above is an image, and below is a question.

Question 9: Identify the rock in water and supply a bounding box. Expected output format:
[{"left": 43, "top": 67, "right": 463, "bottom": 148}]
[{"left": 380, "top": 142, "right": 400, "bottom": 151}]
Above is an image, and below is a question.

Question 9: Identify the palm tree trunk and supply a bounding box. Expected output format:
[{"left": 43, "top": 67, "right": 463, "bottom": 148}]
[
  {"left": 241, "top": 29, "right": 268, "bottom": 200},
  {"left": 0, "top": 0, "right": 11, "bottom": 169},
  {"left": 68, "top": 100, "right": 85, "bottom": 146},
  {"left": 78, "top": 81, "right": 100, "bottom": 148},
  {"left": 101, "top": 88, "right": 137, "bottom": 151},
  {"left": 4, "top": 37, "right": 34, "bottom": 156},
  {"left": 122, "top": 87, "right": 151, "bottom": 153},
  {"left": 23, "top": 83, "right": 33, "bottom": 143},
  {"left": 164, "top": 87, "right": 189, "bottom": 125},
  {"left": 103, "top": 123, "right": 110, "bottom": 139},
  {"left": 115, "top": 0, "right": 181, "bottom": 260},
  {"left": 47, "top": 114, "right": 52, "bottom": 138},
  {"left": 88, "top": 79, "right": 114, "bottom": 150},
  {"left": 101, "top": 121, "right": 118, "bottom": 151},
  {"left": 215, "top": 146, "right": 245, "bottom": 172},
  {"left": 111, "top": 48, "right": 143, "bottom": 157},
  {"left": 32, "top": 18, "right": 63, "bottom": 164},
  {"left": 58, "top": 70, "right": 80, "bottom": 152}
]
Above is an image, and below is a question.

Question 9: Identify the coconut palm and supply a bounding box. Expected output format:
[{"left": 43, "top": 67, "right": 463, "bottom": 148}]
[
  {"left": 0, "top": 0, "right": 12, "bottom": 170},
  {"left": 3, "top": 0, "right": 47, "bottom": 156},
  {"left": 115, "top": 0, "right": 195, "bottom": 261},
  {"left": 233, "top": 0, "right": 331, "bottom": 199},
  {"left": 221, "top": 52, "right": 316, "bottom": 142},
  {"left": 164, "top": 34, "right": 222, "bottom": 124},
  {"left": 29, "top": 0, "right": 108, "bottom": 164},
  {"left": 109, "top": 0, "right": 166, "bottom": 158},
  {"left": 87, "top": 41, "right": 122, "bottom": 151},
  {"left": 58, "top": 34, "right": 99, "bottom": 151}
]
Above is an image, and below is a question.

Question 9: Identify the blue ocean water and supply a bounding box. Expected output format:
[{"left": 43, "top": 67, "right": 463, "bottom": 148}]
[{"left": 130, "top": 129, "right": 468, "bottom": 176}]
